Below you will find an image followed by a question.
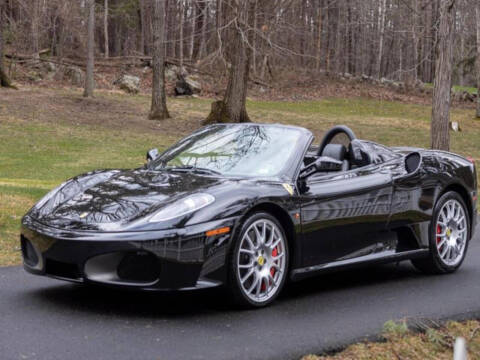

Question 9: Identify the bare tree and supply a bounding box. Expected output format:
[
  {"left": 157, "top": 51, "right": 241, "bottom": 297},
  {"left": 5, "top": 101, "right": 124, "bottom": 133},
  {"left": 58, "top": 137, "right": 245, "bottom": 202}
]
[
  {"left": 376, "top": 0, "right": 387, "bottom": 79},
  {"left": 83, "top": 0, "right": 95, "bottom": 97},
  {"left": 179, "top": 0, "right": 184, "bottom": 70},
  {"left": 2, "top": 0, "right": 479, "bottom": 94},
  {"left": 31, "top": 0, "right": 40, "bottom": 58},
  {"left": 431, "top": 0, "right": 456, "bottom": 151},
  {"left": 192, "top": 0, "right": 205, "bottom": 60},
  {"left": 0, "top": 0, "right": 13, "bottom": 87},
  {"left": 104, "top": 0, "right": 109, "bottom": 58},
  {"left": 315, "top": 1, "right": 322, "bottom": 71},
  {"left": 476, "top": 2, "right": 480, "bottom": 118},
  {"left": 188, "top": 0, "right": 196, "bottom": 60},
  {"left": 0, "top": 0, "right": 4, "bottom": 74},
  {"left": 204, "top": 0, "right": 252, "bottom": 124},
  {"left": 149, "top": 0, "right": 170, "bottom": 120}
]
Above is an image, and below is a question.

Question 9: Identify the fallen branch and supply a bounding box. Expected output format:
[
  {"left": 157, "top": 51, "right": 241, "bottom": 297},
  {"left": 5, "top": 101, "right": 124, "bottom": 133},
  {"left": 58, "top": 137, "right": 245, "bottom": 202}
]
[
  {"left": 5, "top": 48, "right": 49, "bottom": 61},
  {"left": 249, "top": 76, "right": 272, "bottom": 88}
]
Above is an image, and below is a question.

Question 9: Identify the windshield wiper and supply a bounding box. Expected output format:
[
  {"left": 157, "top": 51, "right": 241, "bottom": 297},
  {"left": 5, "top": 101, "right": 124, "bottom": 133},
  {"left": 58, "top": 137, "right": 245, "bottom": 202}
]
[{"left": 167, "top": 165, "right": 222, "bottom": 175}]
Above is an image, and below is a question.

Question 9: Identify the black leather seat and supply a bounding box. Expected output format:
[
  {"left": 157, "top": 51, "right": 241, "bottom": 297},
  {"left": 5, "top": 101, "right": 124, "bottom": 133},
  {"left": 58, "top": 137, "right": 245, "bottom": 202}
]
[
  {"left": 348, "top": 140, "right": 372, "bottom": 168},
  {"left": 321, "top": 144, "right": 349, "bottom": 171}
]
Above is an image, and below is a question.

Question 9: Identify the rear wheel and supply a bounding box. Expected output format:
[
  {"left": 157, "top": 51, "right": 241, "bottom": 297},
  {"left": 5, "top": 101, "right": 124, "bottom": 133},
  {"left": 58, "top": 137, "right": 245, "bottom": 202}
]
[
  {"left": 227, "top": 212, "right": 289, "bottom": 308},
  {"left": 411, "top": 191, "right": 470, "bottom": 274}
]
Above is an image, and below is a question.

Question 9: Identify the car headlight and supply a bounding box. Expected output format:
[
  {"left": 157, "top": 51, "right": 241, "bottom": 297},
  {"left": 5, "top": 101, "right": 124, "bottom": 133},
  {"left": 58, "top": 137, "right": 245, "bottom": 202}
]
[{"left": 149, "top": 193, "right": 215, "bottom": 222}]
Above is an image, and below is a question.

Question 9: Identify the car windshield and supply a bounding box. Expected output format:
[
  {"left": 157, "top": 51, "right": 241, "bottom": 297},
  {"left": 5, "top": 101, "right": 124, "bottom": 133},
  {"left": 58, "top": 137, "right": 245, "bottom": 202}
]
[{"left": 151, "top": 124, "right": 303, "bottom": 178}]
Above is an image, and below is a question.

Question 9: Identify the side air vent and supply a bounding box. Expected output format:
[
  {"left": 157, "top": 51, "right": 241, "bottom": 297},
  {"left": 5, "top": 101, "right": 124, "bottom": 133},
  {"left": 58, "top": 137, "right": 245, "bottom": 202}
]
[{"left": 405, "top": 152, "right": 421, "bottom": 174}]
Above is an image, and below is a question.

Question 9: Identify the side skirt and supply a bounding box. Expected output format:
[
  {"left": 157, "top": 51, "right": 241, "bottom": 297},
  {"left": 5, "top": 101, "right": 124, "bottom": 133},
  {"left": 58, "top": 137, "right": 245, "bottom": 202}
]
[{"left": 290, "top": 249, "right": 429, "bottom": 282}]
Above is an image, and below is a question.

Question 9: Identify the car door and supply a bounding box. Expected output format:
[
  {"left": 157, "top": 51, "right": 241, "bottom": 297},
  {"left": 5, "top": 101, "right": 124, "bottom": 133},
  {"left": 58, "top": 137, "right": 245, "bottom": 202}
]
[
  {"left": 299, "top": 164, "right": 393, "bottom": 267},
  {"left": 387, "top": 152, "right": 436, "bottom": 248}
]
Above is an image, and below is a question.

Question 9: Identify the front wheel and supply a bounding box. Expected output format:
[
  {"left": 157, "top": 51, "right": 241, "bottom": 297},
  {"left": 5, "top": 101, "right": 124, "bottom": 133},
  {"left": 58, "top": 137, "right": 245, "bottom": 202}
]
[
  {"left": 227, "top": 212, "right": 289, "bottom": 308},
  {"left": 412, "top": 191, "right": 470, "bottom": 274}
]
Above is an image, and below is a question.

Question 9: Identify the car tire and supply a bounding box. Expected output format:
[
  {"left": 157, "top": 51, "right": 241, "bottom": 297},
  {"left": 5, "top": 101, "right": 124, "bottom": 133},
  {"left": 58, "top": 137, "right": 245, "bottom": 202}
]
[
  {"left": 411, "top": 191, "right": 470, "bottom": 274},
  {"left": 226, "top": 212, "right": 289, "bottom": 308}
]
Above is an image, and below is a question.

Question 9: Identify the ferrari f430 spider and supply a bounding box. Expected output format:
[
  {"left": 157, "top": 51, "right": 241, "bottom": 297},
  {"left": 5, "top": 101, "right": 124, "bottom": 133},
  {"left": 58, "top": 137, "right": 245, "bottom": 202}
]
[{"left": 21, "top": 124, "right": 477, "bottom": 307}]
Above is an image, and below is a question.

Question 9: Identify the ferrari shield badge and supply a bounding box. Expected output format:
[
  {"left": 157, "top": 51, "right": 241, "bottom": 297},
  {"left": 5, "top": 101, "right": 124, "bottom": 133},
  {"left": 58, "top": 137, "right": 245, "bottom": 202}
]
[
  {"left": 282, "top": 183, "right": 294, "bottom": 196},
  {"left": 257, "top": 255, "right": 265, "bottom": 266}
]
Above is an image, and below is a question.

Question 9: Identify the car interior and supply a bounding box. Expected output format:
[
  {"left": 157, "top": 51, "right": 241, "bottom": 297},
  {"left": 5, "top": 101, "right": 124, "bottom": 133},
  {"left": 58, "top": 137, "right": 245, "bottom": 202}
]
[{"left": 302, "top": 125, "right": 398, "bottom": 176}]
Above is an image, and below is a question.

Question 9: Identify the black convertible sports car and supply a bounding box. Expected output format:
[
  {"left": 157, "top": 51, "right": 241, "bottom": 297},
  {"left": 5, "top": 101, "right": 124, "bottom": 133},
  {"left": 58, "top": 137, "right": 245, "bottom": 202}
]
[{"left": 21, "top": 124, "right": 477, "bottom": 307}]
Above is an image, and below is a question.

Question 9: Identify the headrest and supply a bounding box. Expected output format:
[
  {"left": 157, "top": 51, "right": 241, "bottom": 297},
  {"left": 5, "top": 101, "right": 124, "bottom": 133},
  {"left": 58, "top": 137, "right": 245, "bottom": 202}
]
[
  {"left": 322, "top": 144, "right": 346, "bottom": 161},
  {"left": 349, "top": 140, "right": 371, "bottom": 167}
]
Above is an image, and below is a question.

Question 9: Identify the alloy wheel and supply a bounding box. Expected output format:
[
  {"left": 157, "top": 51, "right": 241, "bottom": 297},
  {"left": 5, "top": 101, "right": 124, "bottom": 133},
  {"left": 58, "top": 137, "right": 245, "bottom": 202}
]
[
  {"left": 236, "top": 219, "right": 287, "bottom": 303},
  {"left": 435, "top": 199, "right": 468, "bottom": 267}
]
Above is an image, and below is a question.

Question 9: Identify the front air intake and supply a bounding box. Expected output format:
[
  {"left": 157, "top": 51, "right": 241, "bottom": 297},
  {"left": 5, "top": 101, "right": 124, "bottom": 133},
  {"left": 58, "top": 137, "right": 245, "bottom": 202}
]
[
  {"left": 84, "top": 251, "right": 161, "bottom": 285},
  {"left": 45, "top": 259, "right": 81, "bottom": 280},
  {"left": 117, "top": 251, "right": 161, "bottom": 283},
  {"left": 21, "top": 235, "right": 39, "bottom": 267}
]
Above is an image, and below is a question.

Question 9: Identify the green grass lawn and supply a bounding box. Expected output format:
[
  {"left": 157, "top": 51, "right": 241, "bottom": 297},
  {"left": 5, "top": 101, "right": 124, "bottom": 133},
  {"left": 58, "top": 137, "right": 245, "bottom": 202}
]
[
  {"left": 0, "top": 86, "right": 479, "bottom": 266},
  {"left": 425, "top": 83, "right": 478, "bottom": 95},
  {"left": 453, "top": 85, "right": 478, "bottom": 95}
]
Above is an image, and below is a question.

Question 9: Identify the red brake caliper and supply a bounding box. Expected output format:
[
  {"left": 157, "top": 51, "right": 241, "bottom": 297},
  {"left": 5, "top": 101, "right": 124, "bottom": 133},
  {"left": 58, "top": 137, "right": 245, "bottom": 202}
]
[
  {"left": 261, "top": 247, "right": 278, "bottom": 292},
  {"left": 270, "top": 248, "right": 278, "bottom": 278},
  {"left": 436, "top": 224, "right": 442, "bottom": 244}
]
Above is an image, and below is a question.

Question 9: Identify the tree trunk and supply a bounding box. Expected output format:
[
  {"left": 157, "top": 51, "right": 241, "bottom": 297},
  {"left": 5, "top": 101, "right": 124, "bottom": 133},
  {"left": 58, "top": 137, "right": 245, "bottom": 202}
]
[
  {"left": 32, "top": 0, "right": 39, "bottom": 59},
  {"left": 412, "top": 0, "right": 419, "bottom": 81},
  {"left": 459, "top": 10, "right": 464, "bottom": 86},
  {"left": 476, "top": 2, "right": 480, "bottom": 118},
  {"left": 424, "top": 0, "right": 433, "bottom": 82},
  {"left": 376, "top": 0, "right": 387, "bottom": 79},
  {"left": 300, "top": 0, "right": 306, "bottom": 68},
  {"left": 189, "top": 0, "right": 196, "bottom": 60},
  {"left": 326, "top": 0, "right": 331, "bottom": 72},
  {"left": 204, "top": 3, "right": 251, "bottom": 124},
  {"left": 139, "top": 0, "right": 145, "bottom": 54},
  {"left": 431, "top": 0, "right": 456, "bottom": 151},
  {"left": 192, "top": 0, "right": 205, "bottom": 60},
  {"left": 315, "top": 1, "right": 322, "bottom": 71},
  {"left": 252, "top": 0, "right": 257, "bottom": 75},
  {"left": 198, "top": 1, "right": 208, "bottom": 59},
  {"left": 0, "top": 0, "right": 13, "bottom": 89},
  {"left": 334, "top": 1, "right": 342, "bottom": 74},
  {"left": 179, "top": 0, "right": 184, "bottom": 70},
  {"left": 104, "top": 0, "right": 109, "bottom": 58},
  {"left": 215, "top": 0, "right": 222, "bottom": 50},
  {"left": 0, "top": 0, "right": 4, "bottom": 72},
  {"left": 56, "top": 13, "right": 66, "bottom": 59},
  {"left": 149, "top": 0, "right": 169, "bottom": 120},
  {"left": 83, "top": 0, "right": 95, "bottom": 97}
]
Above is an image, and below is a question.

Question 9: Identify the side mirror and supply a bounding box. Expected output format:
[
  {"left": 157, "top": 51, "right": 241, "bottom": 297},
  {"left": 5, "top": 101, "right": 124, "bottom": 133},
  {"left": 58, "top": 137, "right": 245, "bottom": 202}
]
[
  {"left": 299, "top": 156, "right": 343, "bottom": 179},
  {"left": 146, "top": 148, "right": 159, "bottom": 163}
]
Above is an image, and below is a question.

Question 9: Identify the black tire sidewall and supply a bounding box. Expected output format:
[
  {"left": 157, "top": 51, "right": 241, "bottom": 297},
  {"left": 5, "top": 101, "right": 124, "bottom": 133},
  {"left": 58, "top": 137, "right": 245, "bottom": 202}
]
[
  {"left": 429, "top": 191, "right": 470, "bottom": 273},
  {"left": 228, "top": 212, "right": 289, "bottom": 308}
]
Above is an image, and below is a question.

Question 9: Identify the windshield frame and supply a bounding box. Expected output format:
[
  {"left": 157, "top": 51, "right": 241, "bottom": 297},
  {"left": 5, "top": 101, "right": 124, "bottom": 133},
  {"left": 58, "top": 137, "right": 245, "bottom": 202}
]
[{"left": 149, "top": 123, "right": 313, "bottom": 181}]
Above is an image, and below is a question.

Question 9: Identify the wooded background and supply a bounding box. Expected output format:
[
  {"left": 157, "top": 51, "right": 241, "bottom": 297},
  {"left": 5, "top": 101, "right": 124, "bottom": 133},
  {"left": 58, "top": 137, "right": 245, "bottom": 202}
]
[
  {"left": 0, "top": 0, "right": 478, "bottom": 150},
  {"left": 0, "top": 0, "right": 477, "bottom": 86}
]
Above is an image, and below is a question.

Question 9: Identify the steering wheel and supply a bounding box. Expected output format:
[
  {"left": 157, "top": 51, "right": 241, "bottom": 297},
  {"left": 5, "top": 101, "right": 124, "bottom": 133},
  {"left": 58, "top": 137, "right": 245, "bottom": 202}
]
[{"left": 317, "top": 125, "right": 357, "bottom": 156}]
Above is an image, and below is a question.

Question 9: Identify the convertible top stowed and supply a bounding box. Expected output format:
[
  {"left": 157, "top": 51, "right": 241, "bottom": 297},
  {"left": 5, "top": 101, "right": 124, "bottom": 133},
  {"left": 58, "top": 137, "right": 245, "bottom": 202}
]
[{"left": 20, "top": 124, "right": 477, "bottom": 307}]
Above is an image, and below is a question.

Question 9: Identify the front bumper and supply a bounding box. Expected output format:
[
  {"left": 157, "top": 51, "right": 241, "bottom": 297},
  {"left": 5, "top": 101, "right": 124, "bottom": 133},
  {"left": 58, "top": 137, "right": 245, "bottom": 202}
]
[{"left": 21, "top": 215, "right": 237, "bottom": 290}]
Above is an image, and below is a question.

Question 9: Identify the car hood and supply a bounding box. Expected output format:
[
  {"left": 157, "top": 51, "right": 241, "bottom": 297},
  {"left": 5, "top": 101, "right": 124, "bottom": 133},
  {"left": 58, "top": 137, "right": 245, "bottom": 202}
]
[{"left": 31, "top": 168, "right": 223, "bottom": 231}]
